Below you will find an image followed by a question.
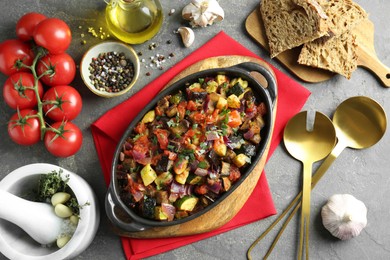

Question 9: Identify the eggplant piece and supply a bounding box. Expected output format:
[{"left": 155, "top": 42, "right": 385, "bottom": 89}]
[
  {"left": 238, "top": 143, "right": 257, "bottom": 157},
  {"left": 156, "top": 96, "right": 170, "bottom": 114},
  {"left": 223, "top": 149, "right": 236, "bottom": 163},
  {"left": 166, "top": 105, "right": 178, "bottom": 117},
  {"left": 227, "top": 135, "right": 244, "bottom": 149},
  {"left": 142, "top": 196, "right": 156, "bottom": 219},
  {"left": 170, "top": 119, "right": 190, "bottom": 136},
  {"left": 222, "top": 177, "right": 232, "bottom": 191},
  {"left": 120, "top": 157, "right": 136, "bottom": 172},
  {"left": 157, "top": 116, "right": 170, "bottom": 128},
  {"left": 207, "top": 150, "right": 220, "bottom": 171},
  {"left": 188, "top": 90, "right": 208, "bottom": 101},
  {"left": 155, "top": 191, "right": 169, "bottom": 204},
  {"left": 168, "top": 139, "right": 181, "bottom": 152},
  {"left": 243, "top": 89, "right": 256, "bottom": 102},
  {"left": 220, "top": 161, "right": 231, "bottom": 176},
  {"left": 156, "top": 155, "right": 170, "bottom": 173},
  {"left": 227, "top": 82, "right": 244, "bottom": 97}
]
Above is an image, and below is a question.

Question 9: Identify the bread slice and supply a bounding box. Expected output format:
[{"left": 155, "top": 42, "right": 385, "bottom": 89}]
[
  {"left": 298, "top": 32, "right": 358, "bottom": 79},
  {"left": 260, "top": 0, "right": 329, "bottom": 58},
  {"left": 320, "top": 0, "right": 368, "bottom": 35},
  {"left": 298, "top": 0, "right": 367, "bottom": 78}
]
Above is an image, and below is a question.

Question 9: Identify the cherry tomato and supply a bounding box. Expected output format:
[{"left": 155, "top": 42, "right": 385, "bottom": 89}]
[
  {"left": 33, "top": 18, "right": 72, "bottom": 54},
  {"left": 3, "top": 72, "right": 44, "bottom": 110},
  {"left": 37, "top": 53, "right": 76, "bottom": 86},
  {"left": 42, "top": 85, "right": 82, "bottom": 121},
  {"left": 8, "top": 109, "right": 41, "bottom": 146},
  {"left": 0, "top": 39, "right": 34, "bottom": 76},
  {"left": 16, "top": 12, "right": 47, "bottom": 41},
  {"left": 44, "top": 121, "right": 82, "bottom": 157}
]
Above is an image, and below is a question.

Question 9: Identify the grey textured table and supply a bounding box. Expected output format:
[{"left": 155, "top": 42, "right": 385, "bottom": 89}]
[{"left": 0, "top": 1, "right": 389, "bottom": 259}]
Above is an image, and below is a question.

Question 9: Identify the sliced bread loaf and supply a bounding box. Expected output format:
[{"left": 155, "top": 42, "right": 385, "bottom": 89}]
[
  {"left": 298, "top": 32, "right": 358, "bottom": 79},
  {"left": 318, "top": 0, "right": 367, "bottom": 36},
  {"left": 298, "top": 0, "right": 367, "bottom": 78},
  {"left": 260, "top": 0, "right": 329, "bottom": 58}
]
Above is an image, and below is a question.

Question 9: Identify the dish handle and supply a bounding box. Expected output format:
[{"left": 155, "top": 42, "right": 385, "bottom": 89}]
[
  {"left": 233, "top": 62, "right": 277, "bottom": 109},
  {"left": 105, "top": 185, "right": 147, "bottom": 232}
]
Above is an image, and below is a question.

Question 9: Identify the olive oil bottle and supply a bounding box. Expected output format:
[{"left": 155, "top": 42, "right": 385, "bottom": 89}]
[{"left": 105, "top": 0, "right": 163, "bottom": 44}]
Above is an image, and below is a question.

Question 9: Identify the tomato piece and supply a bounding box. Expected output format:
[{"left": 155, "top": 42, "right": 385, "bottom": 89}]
[
  {"left": 16, "top": 12, "right": 47, "bottom": 41},
  {"left": 206, "top": 109, "right": 220, "bottom": 124},
  {"left": 33, "top": 18, "right": 72, "bottom": 54},
  {"left": 37, "top": 53, "right": 76, "bottom": 86},
  {"left": 228, "top": 164, "right": 241, "bottom": 182},
  {"left": 164, "top": 150, "right": 177, "bottom": 161},
  {"left": 44, "top": 121, "right": 82, "bottom": 157},
  {"left": 153, "top": 129, "right": 169, "bottom": 150},
  {"left": 257, "top": 102, "right": 267, "bottom": 116},
  {"left": 194, "top": 184, "right": 208, "bottom": 195},
  {"left": 184, "top": 129, "right": 196, "bottom": 138},
  {"left": 3, "top": 72, "right": 44, "bottom": 109},
  {"left": 42, "top": 85, "right": 82, "bottom": 121},
  {"left": 177, "top": 101, "right": 187, "bottom": 119},
  {"left": 133, "top": 135, "right": 151, "bottom": 155},
  {"left": 227, "top": 110, "right": 242, "bottom": 128},
  {"left": 0, "top": 39, "right": 34, "bottom": 76},
  {"left": 8, "top": 109, "right": 41, "bottom": 146},
  {"left": 134, "top": 122, "right": 147, "bottom": 134},
  {"left": 186, "top": 100, "right": 197, "bottom": 111},
  {"left": 190, "top": 111, "right": 206, "bottom": 124}
]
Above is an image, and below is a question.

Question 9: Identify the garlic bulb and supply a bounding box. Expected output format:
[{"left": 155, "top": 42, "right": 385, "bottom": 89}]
[
  {"left": 321, "top": 194, "right": 367, "bottom": 240},
  {"left": 182, "top": 0, "right": 224, "bottom": 27},
  {"left": 177, "top": 27, "right": 195, "bottom": 47}
]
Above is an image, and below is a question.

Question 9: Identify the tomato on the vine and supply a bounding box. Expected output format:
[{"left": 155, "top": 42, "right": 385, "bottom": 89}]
[
  {"left": 33, "top": 18, "right": 72, "bottom": 54},
  {"left": 16, "top": 12, "right": 47, "bottom": 41},
  {"left": 42, "top": 85, "right": 82, "bottom": 121},
  {"left": 37, "top": 53, "right": 76, "bottom": 86},
  {"left": 3, "top": 72, "right": 44, "bottom": 110},
  {"left": 0, "top": 39, "right": 34, "bottom": 76},
  {"left": 8, "top": 109, "right": 41, "bottom": 146},
  {"left": 44, "top": 121, "right": 82, "bottom": 157}
]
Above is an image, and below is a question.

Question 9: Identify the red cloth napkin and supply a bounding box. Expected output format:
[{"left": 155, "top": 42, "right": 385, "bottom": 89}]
[{"left": 91, "top": 31, "right": 310, "bottom": 260}]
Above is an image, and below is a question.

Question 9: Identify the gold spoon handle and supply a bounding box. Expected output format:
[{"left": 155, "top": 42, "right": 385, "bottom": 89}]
[
  {"left": 299, "top": 163, "right": 312, "bottom": 260},
  {"left": 247, "top": 141, "right": 346, "bottom": 260}
]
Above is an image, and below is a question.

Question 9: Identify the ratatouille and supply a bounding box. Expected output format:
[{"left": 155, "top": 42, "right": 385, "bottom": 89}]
[{"left": 115, "top": 74, "right": 267, "bottom": 221}]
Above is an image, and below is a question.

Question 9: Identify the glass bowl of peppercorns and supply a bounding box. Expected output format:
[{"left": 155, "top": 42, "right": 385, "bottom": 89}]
[{"left": 80, "top": 41, "right": 140, "bottom": 97}]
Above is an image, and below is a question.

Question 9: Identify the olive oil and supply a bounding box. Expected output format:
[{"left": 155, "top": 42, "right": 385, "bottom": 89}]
[{"left": 105, "top": 0, "right": 163, "bottom": 44}]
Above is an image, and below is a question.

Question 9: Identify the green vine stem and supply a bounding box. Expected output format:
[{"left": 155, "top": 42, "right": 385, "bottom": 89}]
[{"left": 21, "top": 48, "right": 62, "bottom": 140}]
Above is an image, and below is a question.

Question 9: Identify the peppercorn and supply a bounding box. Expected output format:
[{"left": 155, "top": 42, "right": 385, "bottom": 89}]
[{"left": 88, "top": 51, "right": 135, "bottom": 93}]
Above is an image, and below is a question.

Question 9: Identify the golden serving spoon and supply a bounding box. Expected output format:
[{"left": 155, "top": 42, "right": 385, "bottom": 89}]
[
  {"left": 247, "top": 96, "right": 387, "bottom": 260},
  {"left": 283, "top": 111, "right": 336, "bottom": 260}
]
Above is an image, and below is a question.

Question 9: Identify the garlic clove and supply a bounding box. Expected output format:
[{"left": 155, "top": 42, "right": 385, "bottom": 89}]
[
  {"left": 177, "top": 27, "right": 195, "bottom": 48},
  {"left": 182, "top": 0, "right": 224, "bottom": 28},
  {"left": 321, "top": 194, "right": 367, "bottom": 240}
]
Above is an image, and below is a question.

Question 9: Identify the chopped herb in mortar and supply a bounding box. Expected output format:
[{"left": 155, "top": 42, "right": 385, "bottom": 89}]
[
  {"left": 36, "top": 169, "right": 69, "bottom": 202},
  {"left": 35, "top": 169, "right": 88, "bottom": 217}
]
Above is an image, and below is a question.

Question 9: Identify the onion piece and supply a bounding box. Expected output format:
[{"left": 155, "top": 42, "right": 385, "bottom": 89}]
[
  {"left": 243, "top": 129, "right": 255, "bottom": 140},
  {"left": 208, "top": 181, "right": 222, "bottom": 194},
  {"left": 194, "top": 167, "right": 208, "bottom": 176},
  {"left": 161, "top": 203, "right": 176, "bottom": 221},
  {"left": 206, "top": 131, "right": 219, "bottom": 141}
]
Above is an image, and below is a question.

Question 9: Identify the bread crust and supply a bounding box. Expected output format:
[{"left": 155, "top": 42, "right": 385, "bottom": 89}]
[
  {"left": 260, "top": 0, "right": 329, "bottom": 58},
  {"left": 298, "top": 0, "right": 367, "bottom": 78}
]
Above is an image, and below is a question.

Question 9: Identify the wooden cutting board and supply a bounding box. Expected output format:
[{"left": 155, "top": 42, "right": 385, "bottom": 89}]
[
  {"left": 111, "top": 55, "right": 276, "bottom": 238},
  {"left": 245, "top": 6, "right": 390, "bottom": 87}
]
